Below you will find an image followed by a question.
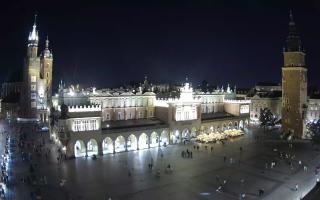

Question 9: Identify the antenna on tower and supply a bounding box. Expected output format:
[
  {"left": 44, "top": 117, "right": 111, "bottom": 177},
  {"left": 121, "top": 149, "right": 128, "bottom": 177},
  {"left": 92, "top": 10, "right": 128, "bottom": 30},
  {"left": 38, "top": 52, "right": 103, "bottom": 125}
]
[{"left": 34, "top": 14, "right": 37, "bottom": 25}]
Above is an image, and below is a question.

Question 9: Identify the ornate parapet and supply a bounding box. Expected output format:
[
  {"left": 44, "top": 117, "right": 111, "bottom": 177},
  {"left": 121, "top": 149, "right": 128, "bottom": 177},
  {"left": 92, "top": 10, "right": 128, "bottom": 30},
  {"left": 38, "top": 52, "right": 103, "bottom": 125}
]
[
  {"left": 223, "top": 99, "right": 251, "bottom": 104},
  {"left": 58, "top": 104, "right": 101, "bottom": 113}
]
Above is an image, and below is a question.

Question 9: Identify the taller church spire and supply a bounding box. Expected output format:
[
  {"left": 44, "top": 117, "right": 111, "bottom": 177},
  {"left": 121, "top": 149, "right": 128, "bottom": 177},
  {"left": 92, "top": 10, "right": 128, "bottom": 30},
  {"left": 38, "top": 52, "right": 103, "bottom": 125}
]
[{"left": 28, "top": 14, "right": 39, "bottom": 47}]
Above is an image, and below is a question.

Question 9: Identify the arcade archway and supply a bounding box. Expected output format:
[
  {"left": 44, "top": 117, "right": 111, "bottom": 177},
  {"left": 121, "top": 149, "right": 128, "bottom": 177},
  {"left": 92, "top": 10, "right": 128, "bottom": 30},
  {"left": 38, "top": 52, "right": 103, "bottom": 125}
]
[
  {"left": 150, "top": 132, "right": 159, "bottom": 148},
  {"left": 115, "top": 135, "right": 126, "bottom": 152},
  {"left": 127, "top": 134, "right": 137, "bottom": 151},
  {"left": 139, "top": 133, "right": 149, "bottom": 149},
  {"left": 160, "top": 131, "right": 169, "bottom": 146},
  {"left": 87, "top": 139, "right": 98, "bottom": 156},
  {"left": 74, "top": 140, "right": 86, "bottom": 157},
  {"left": 102, "top": 137, "right": 113, "bottom": 154}
]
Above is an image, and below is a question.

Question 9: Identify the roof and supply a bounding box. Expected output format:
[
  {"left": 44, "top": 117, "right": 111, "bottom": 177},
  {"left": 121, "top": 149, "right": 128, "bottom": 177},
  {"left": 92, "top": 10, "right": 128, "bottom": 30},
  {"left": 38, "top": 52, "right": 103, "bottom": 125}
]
[
  {"left": 201, "top": 112, "right": 235, "bottom": 121},
  {"left": 102, "top": 118, "right": 167, "bottom": 131}
]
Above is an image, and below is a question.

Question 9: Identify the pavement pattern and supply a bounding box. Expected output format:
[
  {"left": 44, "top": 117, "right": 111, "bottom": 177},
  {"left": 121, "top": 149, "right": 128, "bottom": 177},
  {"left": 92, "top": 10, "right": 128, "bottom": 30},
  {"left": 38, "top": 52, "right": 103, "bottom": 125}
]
[{"left": 3, "top": 122, "right": 320, "bottom": 200}]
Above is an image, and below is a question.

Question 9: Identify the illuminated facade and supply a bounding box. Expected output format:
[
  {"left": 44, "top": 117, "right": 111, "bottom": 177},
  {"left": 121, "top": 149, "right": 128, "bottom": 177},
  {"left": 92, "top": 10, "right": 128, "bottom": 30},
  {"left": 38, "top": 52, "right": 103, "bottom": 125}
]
[{"left": 50, "top": 80, "right": 250, "bottom": 158}]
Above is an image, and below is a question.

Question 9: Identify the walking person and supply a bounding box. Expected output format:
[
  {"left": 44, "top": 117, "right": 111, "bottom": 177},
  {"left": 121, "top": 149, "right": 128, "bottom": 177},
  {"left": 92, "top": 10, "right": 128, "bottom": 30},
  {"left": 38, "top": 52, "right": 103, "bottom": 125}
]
[{"left": 295, "top": 184, "right": 299, "bottom": 191}]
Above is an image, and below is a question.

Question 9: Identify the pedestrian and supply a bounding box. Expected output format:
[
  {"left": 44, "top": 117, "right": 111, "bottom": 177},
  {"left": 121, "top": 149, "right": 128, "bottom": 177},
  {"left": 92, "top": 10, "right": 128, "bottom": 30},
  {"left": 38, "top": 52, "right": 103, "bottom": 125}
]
[
  {"left": 304, "top": 165, "right": 308, "bottom": 172},
  {"left": 211, "top": 146, "right": 213, "bottom": 152},
  {"left": 295, "top": 184, "right": 299, "bottom": 191},
  {"left": 299, "top": 160, "right": 302, "bottom": 165},
  {"left": 223, "top": 156, "right": 226, "bottom": 163},
  {"left": 216, "top": 175, "right": 220, "bottom": 183}
]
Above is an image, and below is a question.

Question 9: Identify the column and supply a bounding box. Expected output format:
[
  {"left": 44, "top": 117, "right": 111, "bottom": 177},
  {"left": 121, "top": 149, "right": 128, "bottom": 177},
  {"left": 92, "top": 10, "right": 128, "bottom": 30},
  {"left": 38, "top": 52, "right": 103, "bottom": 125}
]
[
  {"left": 113, "top": 141, "right": 116, "bottom": 154},
  {"left": 137, "top": 137, "right": 139, "bottom": 150},
  {"left": 98, "top": 142, "right": 103, "bottom": 156},
  {"left": 147, "top": 135, "right": 150, "bottom": 149}
]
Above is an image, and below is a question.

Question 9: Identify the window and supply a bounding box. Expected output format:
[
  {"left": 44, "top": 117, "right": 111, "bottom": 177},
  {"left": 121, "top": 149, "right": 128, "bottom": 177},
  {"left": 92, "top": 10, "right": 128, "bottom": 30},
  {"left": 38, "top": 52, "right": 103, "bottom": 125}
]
[
  {"left": 138, "top": 112, "right": 142, "bottom": 119},
  {"left": 31, "top": 84, "right": 36, "bottom": 91},
  {"left": 118, "top": 112, "right": 122, "bottom": 120},
  {"left": 46, "top": 73, "right": 49, "bottom": 78},
  {"left": 31, "top": 101, "right": 36, "bottom": 108},
  {"left": 31, "top": 93, "right": 37, "bottom": 100},
  {"left": 31, "top": 76, "right": 36, "bottom": 82}
]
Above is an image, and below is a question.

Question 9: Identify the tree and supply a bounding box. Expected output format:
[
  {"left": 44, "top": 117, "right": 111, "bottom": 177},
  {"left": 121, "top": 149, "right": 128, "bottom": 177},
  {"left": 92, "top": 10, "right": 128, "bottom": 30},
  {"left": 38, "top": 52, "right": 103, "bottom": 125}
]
[
  {"left": 60, "top": 104, "right": 69, "bottom": 119},
  {"left": 49, "top": 107, "right": 56, "bottom": 127},
  {"left": 259, "top": 108, "right": 278, "bottom": 129},
  {"left": 307, "top": 120, "right": 320, "bottom": 145}
]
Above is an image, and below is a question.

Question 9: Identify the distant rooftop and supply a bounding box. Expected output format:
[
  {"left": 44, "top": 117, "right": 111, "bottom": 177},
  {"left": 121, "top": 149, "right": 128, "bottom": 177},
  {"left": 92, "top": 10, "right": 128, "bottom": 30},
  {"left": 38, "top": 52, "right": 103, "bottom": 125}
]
[{"left": 256, "top": 82, "right": 281, "bottom": 86}]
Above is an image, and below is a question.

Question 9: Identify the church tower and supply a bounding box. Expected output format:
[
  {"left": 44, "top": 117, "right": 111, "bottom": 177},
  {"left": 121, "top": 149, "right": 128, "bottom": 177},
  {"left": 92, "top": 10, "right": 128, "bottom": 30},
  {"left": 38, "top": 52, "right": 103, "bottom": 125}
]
[
  {"left": 41, "top": 37, "right": 53, "bottom": 107},
  {"left": 24, "top": 15, "right": 41, "bottom": 118},
  {"left": 282, "top": 11, "right": 308, "bottom": 138},
  {"left": 21, "top": 15, "right": 53, "bottom": 122}
]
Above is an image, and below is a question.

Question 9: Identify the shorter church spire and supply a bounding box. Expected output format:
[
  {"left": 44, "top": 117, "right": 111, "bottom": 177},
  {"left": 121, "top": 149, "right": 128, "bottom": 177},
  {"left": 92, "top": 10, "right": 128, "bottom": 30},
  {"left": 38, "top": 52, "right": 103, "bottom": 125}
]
[{"left": 45, "top": 35, "right": 49, "bottom": 49}]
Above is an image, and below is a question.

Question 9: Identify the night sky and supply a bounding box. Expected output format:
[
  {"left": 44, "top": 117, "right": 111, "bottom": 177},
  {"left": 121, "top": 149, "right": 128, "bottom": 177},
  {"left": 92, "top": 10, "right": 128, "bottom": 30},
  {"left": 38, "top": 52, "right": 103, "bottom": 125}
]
[{"left": 1, "top": 0, "right": 320, "bottom": 90}]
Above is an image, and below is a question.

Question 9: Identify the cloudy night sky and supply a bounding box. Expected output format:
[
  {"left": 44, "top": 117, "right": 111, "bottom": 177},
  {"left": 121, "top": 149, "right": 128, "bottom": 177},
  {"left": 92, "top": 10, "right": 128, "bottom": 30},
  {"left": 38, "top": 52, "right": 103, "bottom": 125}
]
[{"left": 0, "top": 0, "right": 320, "bottom": 90}]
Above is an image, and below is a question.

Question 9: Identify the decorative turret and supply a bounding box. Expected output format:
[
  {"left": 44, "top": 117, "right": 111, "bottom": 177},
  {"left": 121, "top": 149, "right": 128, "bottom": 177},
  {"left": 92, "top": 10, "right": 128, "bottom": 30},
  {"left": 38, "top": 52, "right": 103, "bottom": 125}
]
[{"left": 43, "top": 36, "right": 52, "bottom": 58}]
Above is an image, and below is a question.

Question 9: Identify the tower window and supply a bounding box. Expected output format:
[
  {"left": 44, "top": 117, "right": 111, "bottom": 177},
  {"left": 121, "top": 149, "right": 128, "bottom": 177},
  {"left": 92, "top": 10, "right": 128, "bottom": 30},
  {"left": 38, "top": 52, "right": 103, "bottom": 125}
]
[{"left": 31, "top": 76, "right": 36, "bottom": 82}]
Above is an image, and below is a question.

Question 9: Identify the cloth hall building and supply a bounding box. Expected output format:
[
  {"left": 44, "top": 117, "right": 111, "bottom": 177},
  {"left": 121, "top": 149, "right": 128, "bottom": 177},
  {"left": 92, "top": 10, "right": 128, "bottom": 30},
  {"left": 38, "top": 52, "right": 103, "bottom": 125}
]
[{"left": 50, "top": 81, "right": 250, "bottom": 158}]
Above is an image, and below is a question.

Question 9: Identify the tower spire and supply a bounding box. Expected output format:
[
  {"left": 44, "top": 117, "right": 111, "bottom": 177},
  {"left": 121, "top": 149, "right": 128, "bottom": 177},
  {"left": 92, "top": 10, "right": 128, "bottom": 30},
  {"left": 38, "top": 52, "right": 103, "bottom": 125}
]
[
  {"left": 34, "top": 14, "right": 37, "bottom": 26},
  {"left": 285, "top": 10, "right": 302, "bottom": 52},
  {"left": 28, "top": 14, "right": 39, "bottom": 46},
  {"left": 45, "top": 35, "right": 49, "bottom": 49}
]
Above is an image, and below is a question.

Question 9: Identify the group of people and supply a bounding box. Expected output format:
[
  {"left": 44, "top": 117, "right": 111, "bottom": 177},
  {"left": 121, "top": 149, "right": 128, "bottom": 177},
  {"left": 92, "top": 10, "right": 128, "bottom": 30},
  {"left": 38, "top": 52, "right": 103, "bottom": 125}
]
[
  {"left": 0, "top": 134, "right": 10, "bottom": 199},
  {"left": 181, "top": 149, "right": 193, "bottom": 158}
]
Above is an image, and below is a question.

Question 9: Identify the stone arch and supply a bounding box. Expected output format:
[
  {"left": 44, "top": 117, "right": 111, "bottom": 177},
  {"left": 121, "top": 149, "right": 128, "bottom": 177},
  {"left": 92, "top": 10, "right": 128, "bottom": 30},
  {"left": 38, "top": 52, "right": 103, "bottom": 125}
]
[
  {"left": 209, "top": 126, "right": 214, "bottom": 133},
  {"left": 182, "top": 129, "right": 190, "bottom": 141},
  {"left": 115, "top": 135, "right": 126, "bottom": 152},
  {"left": 139, "top": 133, "right": 149, "bottom": 150},
  {"left": 228, "top": 122, "right": 233, "bottom": 129},
  {"left": 234, "top": 121, "right": 238, "bottom": 129},
  {"left": 102, "top": 137, "right": 113, "bottom": 154},
  {"left": 171, "top": 130, "right": 181, "bottom": 144},
  {"left": 239, "top": 120, "right": 244, "bottom": 129},
  {"left": 160, "top": 130, "right": 169, "bottom": 146},
  {"left": 87, "top": 139, "right": 98, "bottom": 156},
  {"left": 245, "top": 119, "right": 249, "bottom": 128},
  {"left": 127, "top": 134, "right": 137, "bottom": 151},
  {"left": 74, "top": 140, "right": 86, "bottom": 157},
  {"left": 149, "top": 131, "right": 159, "bottom": 148},
  {"left": 191, "top": 127, "right": 197, "bottom": 138},
  {"left": 222, "top": 123, "right": 227, "bottom": 131}
]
